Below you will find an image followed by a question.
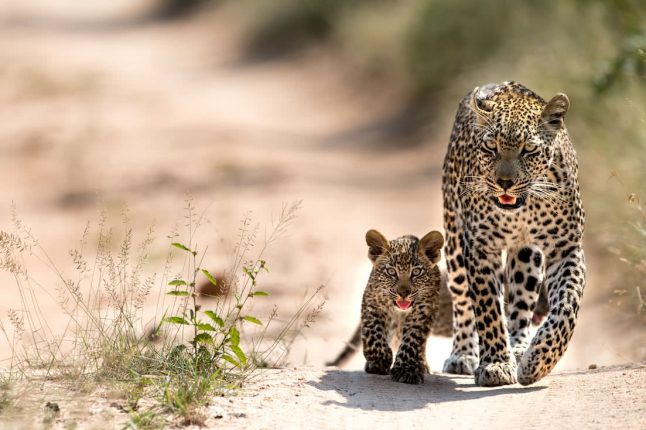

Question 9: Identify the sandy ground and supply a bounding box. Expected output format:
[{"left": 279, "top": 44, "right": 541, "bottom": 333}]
[
  {"left": 3, "top": 364, "right": 645, "bottom": 429},
  {"left": 205, "top": 364, "right": 646, "bottom": 429},
  {"left": 0, "top": 1, "right": 645, "bottom": 428}
]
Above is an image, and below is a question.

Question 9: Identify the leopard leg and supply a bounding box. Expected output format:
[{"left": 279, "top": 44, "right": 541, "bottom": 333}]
[
  {"left": 506, "top": 246, "right": 544, "bottom": 362},
  {"left": 517, "top": 245, "right": 585, "bottom": 385},
  {"left": 361, "top": 305, "right": 393, "bottom": 375},
  {"left": 464, "top": 242, "right": 517, "bottom": 387},
  {"left": 390, "top": 306, "right": 434, "bottom": 384},
  {"left": 442, "top": 231, "right": 479, "bottom": 375}
]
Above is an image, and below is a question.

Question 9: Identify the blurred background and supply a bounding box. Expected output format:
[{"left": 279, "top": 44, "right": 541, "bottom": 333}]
[{"left": 0, "top": 0, "right": 644, "bottom": 371}]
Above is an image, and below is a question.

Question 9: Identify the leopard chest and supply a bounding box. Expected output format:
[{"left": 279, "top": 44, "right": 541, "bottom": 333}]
[{"left": 460, "top": 195, "right": 572, "bottom": 253}]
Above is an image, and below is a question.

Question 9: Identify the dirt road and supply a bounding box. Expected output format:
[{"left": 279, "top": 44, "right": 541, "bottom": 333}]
[
  {"left": 5, "top": 364, "right": 644, "bottom": 429},
  {"left": 195, "top": 364, "right": 646, "bottom": 429}
]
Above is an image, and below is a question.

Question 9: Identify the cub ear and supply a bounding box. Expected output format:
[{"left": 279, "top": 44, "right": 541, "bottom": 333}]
[
  {"left": 365, "top": 229, "right": 389, "bottom": 263},
  {"left": 541, "top": 93, "right": 570, "bottom": 130},
  {"left": 418, "top": 231, "right": 444, "bottom": 264}
]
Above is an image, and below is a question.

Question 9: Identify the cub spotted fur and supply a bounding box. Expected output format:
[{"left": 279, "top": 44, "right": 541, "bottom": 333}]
[
  {"left": 352, "top": 229, "right": 444, "bottom": 384},
  {"left": 327, "top": 273, "right": 453, "bottom": 369}
]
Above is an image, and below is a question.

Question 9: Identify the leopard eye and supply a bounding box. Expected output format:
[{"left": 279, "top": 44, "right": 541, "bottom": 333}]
[
  {"left": 522, "top": 141, "right": 539, "bottom": 155},
  {"left": 386, "top": 267, "right": 397, "bottom": 277},
  {"left": 483, "top": 138, "right": 497, "bottom": 152},
  {"left": 411, "top": 267, "right": 422, "bottom": 277}
]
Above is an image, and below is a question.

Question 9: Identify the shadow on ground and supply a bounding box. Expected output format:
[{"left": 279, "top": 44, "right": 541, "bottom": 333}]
[{"left": 309, "top": 369, "right": 546, "bottom": 412}]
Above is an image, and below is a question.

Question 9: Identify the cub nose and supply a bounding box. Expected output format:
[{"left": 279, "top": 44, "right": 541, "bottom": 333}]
[
  {"left": 396, "top": 284, "right": 411, "bottom": 298},
  {"left": 496, "top": 178, "right": 514, "bottom": 191}
]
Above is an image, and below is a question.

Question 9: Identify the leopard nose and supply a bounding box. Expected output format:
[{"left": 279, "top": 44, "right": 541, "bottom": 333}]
[{"left": 496, "top": 178, "right": 514, "bottom": 191}]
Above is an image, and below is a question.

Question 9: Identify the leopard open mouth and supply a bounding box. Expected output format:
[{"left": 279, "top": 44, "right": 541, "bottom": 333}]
[
  {"left": 493, "top": 194, "right": 525, "bottom": 210},
  {"left": 394, "top": 298, "right": 413, "bottom": 310}
]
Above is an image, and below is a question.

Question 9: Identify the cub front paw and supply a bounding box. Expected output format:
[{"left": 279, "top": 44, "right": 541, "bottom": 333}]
[
  {"left": 390, "top": 361, "right": 425, "bottom": 384},
  {"left": 442, "top": 354, "right": 478, "bottom": 375},
  {"left": 474, "top": 362, "right": 517, "bottom": 387},
  {"left": 365, "top": 358, "right": 391, "bottom": 375}
]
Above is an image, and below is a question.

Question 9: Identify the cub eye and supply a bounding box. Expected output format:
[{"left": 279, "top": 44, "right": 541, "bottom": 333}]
[
  {"left": 411, "top": 267, "right": 422, "bottom": 277},
  {"left": 386, "top": 267, "right": 397, "bottom": 276},
  {"left": 522, "top": 141, "right": 539, "bottom": 155}
]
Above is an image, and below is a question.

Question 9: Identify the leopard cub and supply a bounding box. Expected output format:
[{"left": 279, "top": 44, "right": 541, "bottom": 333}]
[{"left": 361, "top": 229, "right": 444, "bottom": 384}]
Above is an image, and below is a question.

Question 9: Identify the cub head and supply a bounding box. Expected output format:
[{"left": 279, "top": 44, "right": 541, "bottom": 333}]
[
  {"left": 365, "top": 229, "right": 444, "bottom": 311},
  {"left": 468, "top": 81, "right": 570, "bottom": 211}
]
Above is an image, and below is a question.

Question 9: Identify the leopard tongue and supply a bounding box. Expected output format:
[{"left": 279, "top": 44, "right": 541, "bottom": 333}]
[
  {"left": 396, "top": 298, "right": 412, "bottom": 310},
  {"left": 498, "top": 194, "right": 517, "bottom": 205}
]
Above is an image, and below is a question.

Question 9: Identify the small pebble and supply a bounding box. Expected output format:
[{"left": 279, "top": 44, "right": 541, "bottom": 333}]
[
  {"left": 208, "top": 406, "right": 226, "bottom": 419},
  {"left": 588, "top": 363, "right": 597, "bottom": 370},
  {"left": 45, "top": 402, "right": 60, "bottom": 413}
]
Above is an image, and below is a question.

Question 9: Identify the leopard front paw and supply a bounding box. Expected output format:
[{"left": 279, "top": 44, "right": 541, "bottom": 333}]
[
  {"left": 364, "top": 357, "right": 391, "bottom": 375},
  {"left": 442, "top": 353, "right": 478, "bottom": 375},
  {"left": 474, "top": 362, "right": 517, "bottom": 387},
  {"left": 390, "top": 361, "right": 426, "bottom": 385}
]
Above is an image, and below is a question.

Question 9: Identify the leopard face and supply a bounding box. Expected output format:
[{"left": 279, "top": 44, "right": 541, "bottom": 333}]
[
  {"left": 365, "top": 230, "right": 443, "bottom": 311},
  {"left": 466, "top": 82, "right": 569, "bottom": 211}
]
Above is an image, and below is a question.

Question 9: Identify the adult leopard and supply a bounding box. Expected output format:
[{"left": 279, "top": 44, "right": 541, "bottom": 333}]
[{"left": 442, "top": 82, "right": 585, "bottom": 386}]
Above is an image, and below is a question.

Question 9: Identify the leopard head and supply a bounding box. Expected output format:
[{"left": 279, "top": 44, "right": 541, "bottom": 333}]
[
  {"left": 365, "top": 229, "right": 443, "bottom": 311},
  {"left": 467, "top": 81, "right": 570, "bottom": 211}
]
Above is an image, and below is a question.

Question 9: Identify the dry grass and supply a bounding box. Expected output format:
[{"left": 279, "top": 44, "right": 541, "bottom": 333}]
[{"left": 0, "top": 199, "right": 325, "bottom": 426}]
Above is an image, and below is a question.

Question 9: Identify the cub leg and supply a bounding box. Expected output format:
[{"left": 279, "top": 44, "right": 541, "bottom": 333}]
[
  {"left": 390, "top": 306, "right": 434, "bottom": 384},
  {"left": 506, "top": 246, "right": 545, "bottom": 361},
  {"left": 361, "top": 306, "right": 392, "bottom": 375}
]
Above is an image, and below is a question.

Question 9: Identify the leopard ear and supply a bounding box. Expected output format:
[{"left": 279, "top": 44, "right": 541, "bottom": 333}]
[
  {"left": 470, "top": 86, "right": 496, "bottom": 123},
  {"left": 365, "top": 229, "right": 389, "bottom": 263},
  {"left": 418, "top": 231, "right": 444, "bottom": 264},
  {"left": 541, "top": 93, "right": 569, "bottom": 130}
]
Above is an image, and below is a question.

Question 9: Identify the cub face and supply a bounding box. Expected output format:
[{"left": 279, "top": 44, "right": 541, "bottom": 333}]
[{"left": 365, "top": 229, "right": 444, "bottom": 311}]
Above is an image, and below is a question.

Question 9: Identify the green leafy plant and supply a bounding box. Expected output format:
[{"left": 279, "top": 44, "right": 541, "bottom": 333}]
[{"left": 161, "top": 241, "right": 270, "bottom": 372}]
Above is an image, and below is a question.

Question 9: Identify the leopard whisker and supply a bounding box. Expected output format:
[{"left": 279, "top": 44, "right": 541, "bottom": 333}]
[
  {"left": 529, "top": 179, "right": 567, "bottom": 203},
  {"left": 460, "top": 176, "right": 488, "bottom": 198},
  {"left": 528, "top": 188, "right": 567, "bottom": 204}
]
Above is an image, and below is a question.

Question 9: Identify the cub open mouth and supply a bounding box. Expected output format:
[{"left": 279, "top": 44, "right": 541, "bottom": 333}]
[
  {"left": 395, "top": 298, "right": 412, "bottom": 310},
  {"left": 493, "top": 194, "right": 525, "bottom": 210}
]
